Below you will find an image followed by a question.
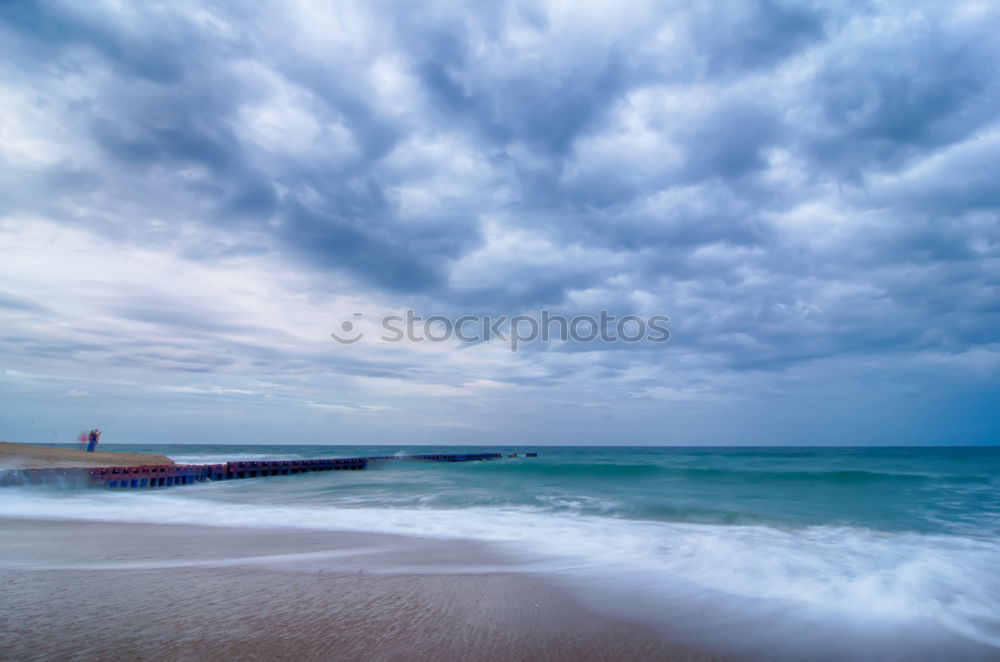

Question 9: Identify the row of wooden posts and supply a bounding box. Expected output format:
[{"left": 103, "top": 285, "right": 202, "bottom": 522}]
[{"left": 0, "top": 452, "right": 535, "bottom": 489}]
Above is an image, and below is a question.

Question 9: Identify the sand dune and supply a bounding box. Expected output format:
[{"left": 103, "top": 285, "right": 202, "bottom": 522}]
[{"left": 0, "top": 441, "right": 175, "bottom": 470}]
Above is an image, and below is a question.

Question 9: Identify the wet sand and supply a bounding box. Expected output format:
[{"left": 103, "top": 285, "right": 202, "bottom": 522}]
[
  {"left": 0, "top": 518, "right": 721, "bottom": 662},
  {"left": 0, "top": 442, "right": 175, "bottom": 470}
]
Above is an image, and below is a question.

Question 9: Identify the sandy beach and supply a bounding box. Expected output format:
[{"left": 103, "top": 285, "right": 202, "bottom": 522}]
[
  {"left": 0, "top": 518, "right": 718, "bottom": 662},
  {"left": 0, "top": 442, "right": 176, "bottom": 470},
  {"left": 2, "top": 447, "right": 998, "bottom": 662}
]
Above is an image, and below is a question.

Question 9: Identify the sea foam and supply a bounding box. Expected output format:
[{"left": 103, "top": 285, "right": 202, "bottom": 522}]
[{"left": 1, "top": 483, "right": 997, "bottom": 652}]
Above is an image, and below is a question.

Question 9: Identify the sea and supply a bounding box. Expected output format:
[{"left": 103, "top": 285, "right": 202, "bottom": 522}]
[{"left": 2, "top": 444, "right": 999, "bottom": 659}]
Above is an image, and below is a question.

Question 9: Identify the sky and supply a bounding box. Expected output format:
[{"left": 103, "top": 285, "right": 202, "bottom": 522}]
[{"left": 1, "top": 0, "right": 998, "bottom": 446}]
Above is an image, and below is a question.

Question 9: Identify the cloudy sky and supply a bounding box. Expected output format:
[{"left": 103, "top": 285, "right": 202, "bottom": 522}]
[{"left": 1, "top": 1, "right": 998, "bottom": 446}]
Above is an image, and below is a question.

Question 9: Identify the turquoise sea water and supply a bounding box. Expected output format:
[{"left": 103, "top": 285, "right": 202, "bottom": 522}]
[
  {"left": 63, "top": 444, "right": 1000, "bottom": 537},
  {"left": 3, "top": 444, "right": 999, "bottom": 657}
]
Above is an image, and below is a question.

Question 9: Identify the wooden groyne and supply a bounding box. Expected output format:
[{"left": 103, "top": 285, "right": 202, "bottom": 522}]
[{"left": 0, "top": 452, "right": 516, "bottom": 489}]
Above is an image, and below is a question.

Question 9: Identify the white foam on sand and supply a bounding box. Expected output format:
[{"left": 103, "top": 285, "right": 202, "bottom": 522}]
[{"left": 1, "top": 486, "right": 998, "bottom": 658}]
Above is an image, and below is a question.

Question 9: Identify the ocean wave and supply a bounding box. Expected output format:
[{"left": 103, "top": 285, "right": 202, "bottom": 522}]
[
  {"left": 462, "top": 459, "right": 987, "bottom": 486},
  {"left": 1, "top": 486, "right": 998, "bottom": 649}
]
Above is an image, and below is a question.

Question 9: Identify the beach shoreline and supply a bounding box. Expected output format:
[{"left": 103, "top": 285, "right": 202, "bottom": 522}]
[
  {"left": 0, "top": 441, "right": 176, "bottom": 470},
  {"left": 0, "top": 518, "right": 716, "bottom": 662},
  {"left": 3, "top": 445, "right": 998, "bottom": 661}
]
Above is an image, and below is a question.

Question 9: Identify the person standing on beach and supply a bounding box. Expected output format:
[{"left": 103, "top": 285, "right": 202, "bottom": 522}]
[{"left": 86, "top": 429, "right": 101, "bottom": 452}]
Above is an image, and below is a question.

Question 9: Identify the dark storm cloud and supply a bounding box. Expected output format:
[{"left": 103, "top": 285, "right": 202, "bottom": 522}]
[
  {"left": 0, "top": 1, "right": 480, "bottom": 293},
  {"left": 803, "top": 14, "right": 1000, "bottom": 180},
  {"left": 693, "top": 0, "right": 828, "bottom": 75},
  {"left": 276, "top": 56, "right": 403, "bottom": 167},
  {"left": 2, "top": 0, "right": 999, "bottom": 378},
  {"left": 281, "top": 195, "right": 455, "bottom": 292},
  {"left": 416, "top": 39, "right": 629, "bottom": 157},
  {"left": 0, "top": 1, "right": 192, "bottom": 83}
]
